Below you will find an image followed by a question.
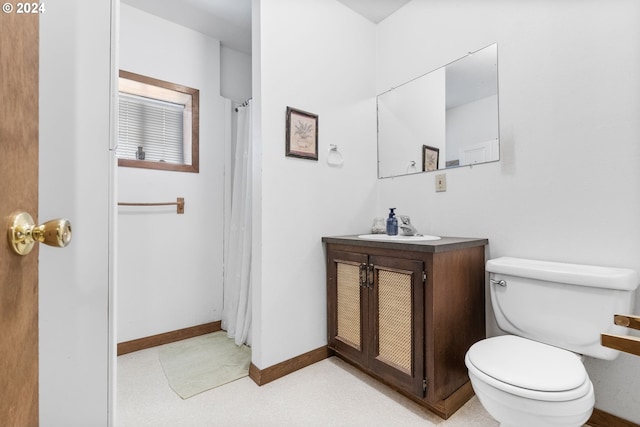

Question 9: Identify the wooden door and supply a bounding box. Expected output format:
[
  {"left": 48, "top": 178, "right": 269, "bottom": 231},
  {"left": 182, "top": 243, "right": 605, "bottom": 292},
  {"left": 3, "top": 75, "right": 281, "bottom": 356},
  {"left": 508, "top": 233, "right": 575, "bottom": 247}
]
[
  {"left": 0, "top": 12, "right": 40, "bottom": 427},
  {"left": 327, "top": 249, "right": 369, "bottom": 367},
  {"left": 368, "top": 255, "right": 425, "bottom": 397}
]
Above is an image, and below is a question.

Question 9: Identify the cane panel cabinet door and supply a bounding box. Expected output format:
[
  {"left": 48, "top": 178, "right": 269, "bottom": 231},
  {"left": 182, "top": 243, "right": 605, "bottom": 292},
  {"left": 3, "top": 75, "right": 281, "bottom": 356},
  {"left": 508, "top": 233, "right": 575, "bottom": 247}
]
[
  {"left": 324, "top": 235, "right": 487, "bottom": 419},
  {"left": 327, "top": 249, "right": 425, "bottom": 396}
]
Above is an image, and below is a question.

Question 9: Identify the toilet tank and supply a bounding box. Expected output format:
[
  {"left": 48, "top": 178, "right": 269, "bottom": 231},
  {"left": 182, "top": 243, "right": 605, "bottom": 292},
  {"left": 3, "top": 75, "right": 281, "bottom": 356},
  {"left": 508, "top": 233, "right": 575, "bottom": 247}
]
[{"left": 487, "top": 257, "right": 638, "bottom": 360}]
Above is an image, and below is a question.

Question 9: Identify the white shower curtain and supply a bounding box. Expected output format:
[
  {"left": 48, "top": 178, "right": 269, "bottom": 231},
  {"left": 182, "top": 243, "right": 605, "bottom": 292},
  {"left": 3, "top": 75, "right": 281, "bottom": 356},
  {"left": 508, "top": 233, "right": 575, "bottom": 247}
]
[{"left": 222, "top": 100, "right": 252, "bottom": 346}]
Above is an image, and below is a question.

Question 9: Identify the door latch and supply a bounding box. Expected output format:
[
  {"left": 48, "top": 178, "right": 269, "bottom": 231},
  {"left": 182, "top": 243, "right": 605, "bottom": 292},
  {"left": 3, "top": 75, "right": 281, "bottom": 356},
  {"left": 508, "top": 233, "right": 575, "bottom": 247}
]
[{"left": 8, "top": 212, "right": 72, "bottom": 256}]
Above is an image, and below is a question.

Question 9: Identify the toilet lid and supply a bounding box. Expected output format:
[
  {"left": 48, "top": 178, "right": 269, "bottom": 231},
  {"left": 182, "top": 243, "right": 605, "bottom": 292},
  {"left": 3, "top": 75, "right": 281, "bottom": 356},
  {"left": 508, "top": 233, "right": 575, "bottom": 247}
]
[{"left": 466, "top": 335, "right": 588, "bottom": 392}]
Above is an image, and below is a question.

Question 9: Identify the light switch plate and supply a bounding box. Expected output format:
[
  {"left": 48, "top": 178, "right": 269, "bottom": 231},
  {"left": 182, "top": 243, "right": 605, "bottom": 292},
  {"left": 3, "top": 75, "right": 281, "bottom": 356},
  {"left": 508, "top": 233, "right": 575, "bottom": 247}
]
[{"left": 435, "top": 174, "right": 446, "bottom": 192}]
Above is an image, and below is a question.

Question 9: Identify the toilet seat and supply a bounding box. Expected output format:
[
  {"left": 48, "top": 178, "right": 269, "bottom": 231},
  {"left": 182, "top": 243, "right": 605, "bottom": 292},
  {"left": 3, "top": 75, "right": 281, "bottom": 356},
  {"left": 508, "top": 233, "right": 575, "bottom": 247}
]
[{"left": 466, "top": 335, "right": 591, "bottom": 402}]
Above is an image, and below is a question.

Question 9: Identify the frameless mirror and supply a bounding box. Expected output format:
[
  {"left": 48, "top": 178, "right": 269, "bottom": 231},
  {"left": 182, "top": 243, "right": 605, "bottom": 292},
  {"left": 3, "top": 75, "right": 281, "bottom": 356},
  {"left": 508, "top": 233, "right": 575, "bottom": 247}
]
[{"left": 377, "top": 43, "right": 499, "bottom": 178}]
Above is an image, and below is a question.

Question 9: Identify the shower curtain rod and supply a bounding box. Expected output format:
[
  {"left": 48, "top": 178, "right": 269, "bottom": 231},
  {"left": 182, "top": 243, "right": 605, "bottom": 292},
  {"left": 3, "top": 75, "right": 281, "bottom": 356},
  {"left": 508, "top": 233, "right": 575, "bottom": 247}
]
[
  {"left": 118, "top": 197, "right": 185, "bottom": 214},
  {"left": 234, "top": 97, "right": 252, "bottom": 112}
]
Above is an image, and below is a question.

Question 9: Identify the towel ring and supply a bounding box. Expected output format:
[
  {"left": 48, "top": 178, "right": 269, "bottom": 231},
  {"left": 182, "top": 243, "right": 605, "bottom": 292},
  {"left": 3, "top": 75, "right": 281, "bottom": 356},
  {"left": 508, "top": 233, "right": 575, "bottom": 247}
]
[{"left": 327, "top": 144, "right": 343, "bottom": 166}]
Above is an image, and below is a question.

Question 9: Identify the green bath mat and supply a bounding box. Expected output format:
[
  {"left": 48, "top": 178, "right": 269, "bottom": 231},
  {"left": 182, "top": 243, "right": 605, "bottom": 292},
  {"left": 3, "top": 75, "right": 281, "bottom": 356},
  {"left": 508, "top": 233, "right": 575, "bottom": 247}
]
[{"left": 158, "top": 331, "right": 251, "bottom": 399}]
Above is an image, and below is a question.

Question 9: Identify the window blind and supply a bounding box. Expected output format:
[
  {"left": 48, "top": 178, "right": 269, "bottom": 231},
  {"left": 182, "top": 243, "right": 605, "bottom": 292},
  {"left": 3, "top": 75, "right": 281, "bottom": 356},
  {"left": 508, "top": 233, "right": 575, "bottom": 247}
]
[{"left": 117, "top": 93, "right": 185, "bottom": 164}]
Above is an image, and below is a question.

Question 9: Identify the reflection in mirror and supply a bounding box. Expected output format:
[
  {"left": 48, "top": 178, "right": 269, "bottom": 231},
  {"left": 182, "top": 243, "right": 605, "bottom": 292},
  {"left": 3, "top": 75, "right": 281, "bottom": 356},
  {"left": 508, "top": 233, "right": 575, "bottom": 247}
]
[{"left": 377, "top": 43, "right": 499, "bottom": 178}]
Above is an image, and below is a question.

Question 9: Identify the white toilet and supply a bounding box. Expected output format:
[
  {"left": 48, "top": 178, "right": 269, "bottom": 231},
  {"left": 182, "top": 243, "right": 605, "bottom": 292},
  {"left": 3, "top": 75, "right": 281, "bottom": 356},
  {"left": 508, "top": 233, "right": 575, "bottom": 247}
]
[{"left": 465, "top": 257, "right": 638, "bottom": 427}]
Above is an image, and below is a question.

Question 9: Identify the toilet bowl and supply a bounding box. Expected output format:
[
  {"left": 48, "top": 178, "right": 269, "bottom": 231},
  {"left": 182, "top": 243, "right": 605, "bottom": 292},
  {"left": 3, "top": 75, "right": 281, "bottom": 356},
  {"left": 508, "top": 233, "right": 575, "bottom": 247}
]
[
  {"left": 466, "top": 257, "right": 638, "bottom": 427},
  {"left": 465, "top": 335, "right": 594, "bottom": 427}
]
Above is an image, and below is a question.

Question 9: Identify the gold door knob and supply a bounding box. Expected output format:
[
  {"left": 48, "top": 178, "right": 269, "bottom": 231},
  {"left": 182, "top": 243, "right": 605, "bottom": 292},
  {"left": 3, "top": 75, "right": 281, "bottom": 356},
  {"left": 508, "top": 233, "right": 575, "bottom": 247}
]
[{"left": 7, "top": 212, "right": 72, "bottom": 256}]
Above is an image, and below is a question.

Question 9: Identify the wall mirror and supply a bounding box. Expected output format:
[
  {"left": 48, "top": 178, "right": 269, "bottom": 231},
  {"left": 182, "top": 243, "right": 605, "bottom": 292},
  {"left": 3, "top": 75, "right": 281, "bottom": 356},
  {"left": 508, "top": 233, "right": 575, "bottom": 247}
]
[{"left": 377, "top": 43, "right": 499, "bottom": 178}]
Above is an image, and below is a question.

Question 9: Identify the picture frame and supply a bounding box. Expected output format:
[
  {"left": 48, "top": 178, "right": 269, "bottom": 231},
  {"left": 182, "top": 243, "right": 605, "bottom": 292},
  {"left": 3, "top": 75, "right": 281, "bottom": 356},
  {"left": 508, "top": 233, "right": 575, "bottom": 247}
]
[
  {"left": 422, "top": 145, "right": 440, "bottom": 172},
  {"left": 286, "top": 106, "right": 318, "bottom": 160}
]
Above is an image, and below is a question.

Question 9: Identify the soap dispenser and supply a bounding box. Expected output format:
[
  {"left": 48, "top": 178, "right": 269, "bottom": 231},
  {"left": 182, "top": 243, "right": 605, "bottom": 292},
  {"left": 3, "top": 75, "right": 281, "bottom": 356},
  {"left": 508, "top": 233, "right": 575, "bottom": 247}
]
[{"left": 386, "top": 208, "right": 398, "bottom": 236}]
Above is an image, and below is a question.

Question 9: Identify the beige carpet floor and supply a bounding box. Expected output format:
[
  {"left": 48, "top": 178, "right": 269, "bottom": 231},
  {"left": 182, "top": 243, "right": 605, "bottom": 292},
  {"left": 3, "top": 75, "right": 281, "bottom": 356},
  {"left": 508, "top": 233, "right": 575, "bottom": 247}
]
[{"left": 158, "top": 331, "right": 251, "bottom": 399}]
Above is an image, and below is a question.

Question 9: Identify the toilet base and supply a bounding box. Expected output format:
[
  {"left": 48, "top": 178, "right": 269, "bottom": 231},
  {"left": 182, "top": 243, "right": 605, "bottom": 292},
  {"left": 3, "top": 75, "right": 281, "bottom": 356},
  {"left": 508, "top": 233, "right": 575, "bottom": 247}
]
[{"left": 469, "top": 371, "right": 594, "bottom": 427}]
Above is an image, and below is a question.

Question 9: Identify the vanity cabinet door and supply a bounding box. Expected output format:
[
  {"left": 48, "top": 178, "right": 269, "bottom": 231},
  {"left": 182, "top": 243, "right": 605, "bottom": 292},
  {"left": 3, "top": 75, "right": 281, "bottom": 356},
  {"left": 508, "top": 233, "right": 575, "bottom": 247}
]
[
  {"left": 324, "top": 237, "right": 487, "bottom": 419},
  {"left": 327, "top": 249, "right": 369, "bottom": 367},
  {"left": 368, "top": 255, "right": 425, "bottom": 398}
]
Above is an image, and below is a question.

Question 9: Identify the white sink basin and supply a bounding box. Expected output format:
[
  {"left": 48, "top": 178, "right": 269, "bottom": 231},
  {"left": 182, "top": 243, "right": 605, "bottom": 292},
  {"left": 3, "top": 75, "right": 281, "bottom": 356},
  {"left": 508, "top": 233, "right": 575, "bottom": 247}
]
[{"left": 357, "top": 234, "right": 441, "bottom": 242}]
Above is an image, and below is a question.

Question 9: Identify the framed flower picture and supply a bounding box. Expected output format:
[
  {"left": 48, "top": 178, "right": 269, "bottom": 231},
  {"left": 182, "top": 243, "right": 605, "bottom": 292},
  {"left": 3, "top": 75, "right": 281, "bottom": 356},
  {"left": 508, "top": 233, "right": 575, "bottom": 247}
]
[
  {"left": 286, "top": 106, "right": 318, "bottom": 160},
  {"left": 422, "top": 144, "right": 439, "bottom": 172}
]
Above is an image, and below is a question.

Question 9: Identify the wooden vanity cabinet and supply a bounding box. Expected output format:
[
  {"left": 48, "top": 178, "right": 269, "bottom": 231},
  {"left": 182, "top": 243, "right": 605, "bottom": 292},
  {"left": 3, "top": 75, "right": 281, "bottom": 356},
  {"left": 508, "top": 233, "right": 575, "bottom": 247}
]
[{"left": 323, "top": 236, "right": 487, "bottom": 419}]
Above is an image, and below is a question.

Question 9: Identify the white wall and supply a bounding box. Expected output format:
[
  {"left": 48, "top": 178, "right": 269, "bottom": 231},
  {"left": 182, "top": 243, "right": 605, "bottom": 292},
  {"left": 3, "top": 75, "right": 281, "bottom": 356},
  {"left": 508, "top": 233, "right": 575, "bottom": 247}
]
[
  {"left": 39, "top": 0, "right": 113, "bottom": 425},
  {"left": 446, "top": 94, "right": 499, "bottom": 164},
  {"left": 252, "top": 0, "right": 378, "bottom": 368},
  {"left": 221, "top": 46, "right": 252, "bottom": 102},
  {"left": 117, "top": 4, "right": 225, "bottom": 341},
  {"left": 376, "top": 0, "right": 640, "bottom": 422}
]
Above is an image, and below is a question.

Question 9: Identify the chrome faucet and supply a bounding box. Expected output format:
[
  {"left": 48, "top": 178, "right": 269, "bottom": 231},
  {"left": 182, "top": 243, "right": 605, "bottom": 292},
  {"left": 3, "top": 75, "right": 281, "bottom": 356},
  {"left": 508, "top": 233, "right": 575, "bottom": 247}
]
[{"left": 398, "top": 215, "right": 419, "bottom": 236}]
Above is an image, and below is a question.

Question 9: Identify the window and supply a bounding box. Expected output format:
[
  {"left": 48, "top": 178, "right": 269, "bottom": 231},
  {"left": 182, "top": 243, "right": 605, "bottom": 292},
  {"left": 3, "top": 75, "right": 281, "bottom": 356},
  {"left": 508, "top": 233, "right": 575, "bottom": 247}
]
[{"left": 117, "top": 70, "right": 199, "bottom": 173}]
